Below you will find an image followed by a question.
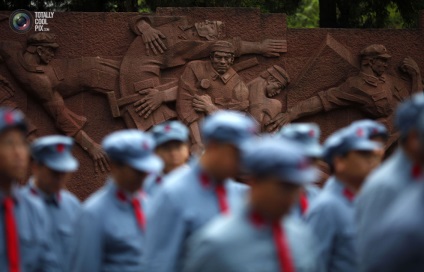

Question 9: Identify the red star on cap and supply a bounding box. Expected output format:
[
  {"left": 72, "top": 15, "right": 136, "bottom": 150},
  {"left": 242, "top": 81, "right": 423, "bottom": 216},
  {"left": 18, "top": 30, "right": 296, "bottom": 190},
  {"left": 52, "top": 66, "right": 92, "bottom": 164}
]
[
  {"left": 298, "top": 159, "right": 309, "bottom": 170},
  {"left": 309, "top": 129, "right": 315, "bottom": 137},
  {"left": 4, "top": 112, "right": 14, "bottom": 125},
  {"left": 57, "top": 143, "right": 65, "bottom": 153},
  {"left": 356, "top": 128, "right": 364, "bottom": 137},
  {"left": 142, "top": 142, "right": 149, "bottom": 150},
  {"left": 164, "top": 124, "right": 171, "bottom": 132}
]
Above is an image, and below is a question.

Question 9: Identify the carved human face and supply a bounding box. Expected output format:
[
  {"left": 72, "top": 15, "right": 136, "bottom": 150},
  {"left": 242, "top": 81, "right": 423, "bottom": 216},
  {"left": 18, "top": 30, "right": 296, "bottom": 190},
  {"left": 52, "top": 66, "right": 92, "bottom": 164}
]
[
  {"left": 250, "top": 176, "right": 302, "bottom": 220},
  {"left": 0, "top": 129, "right": 29, "bottom": 183},
  {"left": 155, "top": 140, "right": 189, "bottom": 174},
  {"left": 195, "top": 20, "right": 221, "bottom": 40},
  {"left": 266, "top": 76, "right": 286, "bottom": 97},
  {"left": 370, "top": 57, "right": 389, "bottom": 76},
  {"left": 32, "top": 164, "right": 72, "bottom": 195},
  {"left": 210, "top": 51, "right": 234, "bottom": 75},
  {"left": 37, "top": 46, "right": 55, "bottom": 64}
]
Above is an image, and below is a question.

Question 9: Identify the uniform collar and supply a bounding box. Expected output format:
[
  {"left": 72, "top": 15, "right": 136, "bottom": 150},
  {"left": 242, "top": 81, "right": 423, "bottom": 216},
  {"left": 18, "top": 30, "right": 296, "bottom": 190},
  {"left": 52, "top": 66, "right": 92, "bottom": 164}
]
[
  {"left": 28, "top": 178, "right": 61, "bottom": 207},
  {"left": 326, "top": 176, "right": 356, "bottom": 203},
  {"left": 0, "top": 185, "right": 22, "bottom": 206},
  {"left": 360, "top": 72, "right": 386, "bottom": 87},
  {"left": 205, "top": 61, "right": 237, "bottom": 84},
  {"left": 192, "top": 160, "right": 225, "bottom": 190},
  {"left": 246, "top": 203, "right": 281, "bottom": 230},
  {"left": 395, "top": 148, "right": 424, "bottom": 182},
  {"left": 107, "top": 179, "right": 145, "bottom": 209}
]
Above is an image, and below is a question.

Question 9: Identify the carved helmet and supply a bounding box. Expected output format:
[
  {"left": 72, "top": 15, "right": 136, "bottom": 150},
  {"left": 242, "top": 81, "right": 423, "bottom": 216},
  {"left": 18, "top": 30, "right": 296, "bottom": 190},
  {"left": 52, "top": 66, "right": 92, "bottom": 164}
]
[
  {"left": 360, "top": 44, "right": 391, "bottom": 59},
  {"left": 210, "top": 40, "right": 235, "bottom": 54},
  {"left": 27, "top": 33, "right": 59, "bottom": 48}
]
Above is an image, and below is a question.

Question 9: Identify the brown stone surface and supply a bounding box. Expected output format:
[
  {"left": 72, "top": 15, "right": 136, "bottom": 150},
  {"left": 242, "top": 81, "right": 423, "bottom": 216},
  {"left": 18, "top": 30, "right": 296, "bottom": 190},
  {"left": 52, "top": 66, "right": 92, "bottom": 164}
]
[{"left": 0, "top": 8, "right": 423, "bottom": 199}]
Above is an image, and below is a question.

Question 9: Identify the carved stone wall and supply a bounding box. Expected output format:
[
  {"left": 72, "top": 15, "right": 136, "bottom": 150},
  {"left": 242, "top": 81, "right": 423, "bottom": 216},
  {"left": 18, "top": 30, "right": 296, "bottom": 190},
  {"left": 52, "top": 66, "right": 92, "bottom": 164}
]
[{"left": 0, "top": 8, "right": 423, "bottom": 199}]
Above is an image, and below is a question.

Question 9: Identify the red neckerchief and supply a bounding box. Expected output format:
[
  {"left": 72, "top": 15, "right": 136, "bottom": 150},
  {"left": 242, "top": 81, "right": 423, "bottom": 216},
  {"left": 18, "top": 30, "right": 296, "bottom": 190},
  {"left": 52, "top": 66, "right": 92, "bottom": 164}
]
[
  {"left": 249, "top": 211, "right": 295, "bottom": 272},
  {"left": 4, "top": 197, "right": 20, "bottom": 272},
  {"left": 200, "top": 172, "right": 229, "bottom": 214},
  {"left": 343, "top": 188, "right": 356, "bottom": 202},
  {"left": 116, "top": 190, "right": 145, "bottom": 230},
  {"left": 299, "top": 191, "right": 309, "bottom": 215},
  {"left": 412, "top": 164, "right": 422, "bottom": 180}
]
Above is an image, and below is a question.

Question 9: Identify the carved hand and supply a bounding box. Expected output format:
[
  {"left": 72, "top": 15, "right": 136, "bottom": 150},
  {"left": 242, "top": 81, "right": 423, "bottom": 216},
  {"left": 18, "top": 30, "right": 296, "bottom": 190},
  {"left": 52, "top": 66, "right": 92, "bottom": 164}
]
[
  {"left": 265, "top": 112, "right": 290, "bottom": 132},
  {"left": 139, "top": 21, "right": 167, "bottom": 56},
  {"left": 88, "top": 142, "right": 110, "bottom": 173},
  {"left": 192, "top": 95, "right": 218, "bottom": 114},
  {"left": 259, "top": 39, "right": 286, "bottom": 57},
  {"left": 190, "top": 142, "right": 204, "bottom": 156},
  {"left": 401, "top": 57, "right": 420, "bottom": 77},
  {"left": 134, "top": 88, "right": 164, "bottom": 118}
]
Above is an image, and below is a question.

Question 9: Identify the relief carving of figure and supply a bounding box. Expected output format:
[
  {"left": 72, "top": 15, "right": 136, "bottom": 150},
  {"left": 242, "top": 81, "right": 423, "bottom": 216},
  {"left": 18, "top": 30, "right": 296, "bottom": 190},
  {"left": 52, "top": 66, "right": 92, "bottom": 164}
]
[
  {"left": 247, "top": 65, "right": 290, "bottom": 131},
  {"left": 118, "top": 15, "right": 287, "bottom": 131},
  {"left": 267, "top": 44, "right": 423, "bottom": 149},
  {"left": 177, "top": 40, "right": 250, "bottom": 154},
  {"left": 0, "top": 33, "right": 111, "bottom": 172}
]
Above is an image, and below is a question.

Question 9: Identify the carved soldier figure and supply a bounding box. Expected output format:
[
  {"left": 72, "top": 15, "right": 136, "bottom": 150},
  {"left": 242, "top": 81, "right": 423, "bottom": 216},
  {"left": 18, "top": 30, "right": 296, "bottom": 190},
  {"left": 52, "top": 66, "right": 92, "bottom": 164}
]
[
  {"left": 267, "top": 44, "right": 422, "bottom": 149},
  {"left": 248, "top": 65, "right": 290, "bottom": 131},
  {"left": 119, "top": 15, "right": 286, "bottom": 131},
  {"left": 0, "top": 33, "right": 109, "bottom": 172},
  {"left": 177, "top": 40, "right": 250, "bottom": 153}
]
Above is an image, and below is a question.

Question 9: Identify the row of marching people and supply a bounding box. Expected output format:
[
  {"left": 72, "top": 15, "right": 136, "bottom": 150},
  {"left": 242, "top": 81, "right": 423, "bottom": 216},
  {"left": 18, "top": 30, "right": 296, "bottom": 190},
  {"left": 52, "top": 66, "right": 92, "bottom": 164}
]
[{"left": 2, "top": 93, "right": 424, "bottom": 272}]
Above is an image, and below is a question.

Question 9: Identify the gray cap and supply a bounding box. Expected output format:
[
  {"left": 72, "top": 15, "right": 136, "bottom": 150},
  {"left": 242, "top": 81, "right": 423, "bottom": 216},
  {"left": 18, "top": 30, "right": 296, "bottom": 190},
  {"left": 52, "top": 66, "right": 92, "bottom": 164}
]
[
  {"left": 0, "top": 107, "right": 27, "bottom": 135},
  {"left": 102, "top": 129, "right": 163, "bottom": 173},
  {"left": 201, "top": 110, "right": 258, "bottom": 148},
  {"left": 350, "top": 119, "right": 388, "bottom": 140},
  {"left": 31, "top": 135, "right": 79, "bottom": 172},
  {"left": 277, "top": 123, "right": 323, "bottom": 158},
  {"left": 323, "top": 126, "right": 382, "bottom": 166},
  {"left": 242, "top": 136, "right": 318, "bottom": 185},
  {"left": 151, "top": 121, "right": 189, "bottom": 147}
]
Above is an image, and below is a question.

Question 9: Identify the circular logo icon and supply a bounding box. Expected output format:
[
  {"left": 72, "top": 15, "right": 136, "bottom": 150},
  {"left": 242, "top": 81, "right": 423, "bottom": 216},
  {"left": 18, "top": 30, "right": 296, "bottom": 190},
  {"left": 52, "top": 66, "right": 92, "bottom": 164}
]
[{"left": 9, "top": 9, "right": 33, "bottom": 34}]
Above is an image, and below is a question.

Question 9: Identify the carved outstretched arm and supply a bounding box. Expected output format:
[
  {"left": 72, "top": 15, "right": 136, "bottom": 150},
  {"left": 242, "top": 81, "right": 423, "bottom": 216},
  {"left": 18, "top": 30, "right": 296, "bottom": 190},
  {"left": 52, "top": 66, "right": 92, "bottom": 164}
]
[
  {"left": 401, "top": 57, "right": 423, "bottom": 94},
  {"left": 239, "top": 39, "right": 287, "bottom": 57},
  {"left": 266, "top": 95, "right": 324, "bottom": 132}
]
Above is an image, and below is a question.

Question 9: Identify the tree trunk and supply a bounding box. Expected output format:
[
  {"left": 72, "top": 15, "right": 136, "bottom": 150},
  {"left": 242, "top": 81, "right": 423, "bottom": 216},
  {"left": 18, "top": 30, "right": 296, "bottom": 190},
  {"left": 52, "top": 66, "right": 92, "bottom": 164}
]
[{"left": 319, "top": 0, "right": 338, "bottom": 27}]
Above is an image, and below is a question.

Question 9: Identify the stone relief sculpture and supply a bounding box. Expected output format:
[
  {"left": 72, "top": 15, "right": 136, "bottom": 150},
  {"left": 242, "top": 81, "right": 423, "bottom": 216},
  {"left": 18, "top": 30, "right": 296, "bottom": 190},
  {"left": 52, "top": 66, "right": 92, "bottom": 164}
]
[
  {"left": 117, "top": 15, "right": 287, "bottom": 131},
  {"left": 266, "top": 44, "right": 423, "bottom": 149},
  {"left": 0, "top": 33, "right": 115, "bottom": 172},
  {"left": 248, "top": 65, "right": 290, "bottom": 132},
  {"left": 177, "top": 40, "right": 250, "bottom": 153},
  {"left": 0, "top": 10, "right": 422, "bottom": 176}
]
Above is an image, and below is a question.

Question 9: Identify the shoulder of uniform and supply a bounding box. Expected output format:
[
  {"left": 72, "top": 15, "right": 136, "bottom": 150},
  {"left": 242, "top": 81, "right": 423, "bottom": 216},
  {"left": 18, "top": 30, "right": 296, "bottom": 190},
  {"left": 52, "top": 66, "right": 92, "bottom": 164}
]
[
  {"left": 61, "top": 190, "right": 81, "bottom": 206},
  {"left": 82, "top": 186, "right": 110, "bottom": 211},
  {"left": 308, "top": 191, "right": 341, "bottom": 214},
  {"left": 186, "top": 59, "right": 208, "bottom": 68}
]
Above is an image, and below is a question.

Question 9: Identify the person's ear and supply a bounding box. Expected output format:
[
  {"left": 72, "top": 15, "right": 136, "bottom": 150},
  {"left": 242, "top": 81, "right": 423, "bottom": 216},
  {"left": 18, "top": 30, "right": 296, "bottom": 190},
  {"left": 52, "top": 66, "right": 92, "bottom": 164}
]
[{"left": 333, "top": 155, "right": 345, "bottom": 173}]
